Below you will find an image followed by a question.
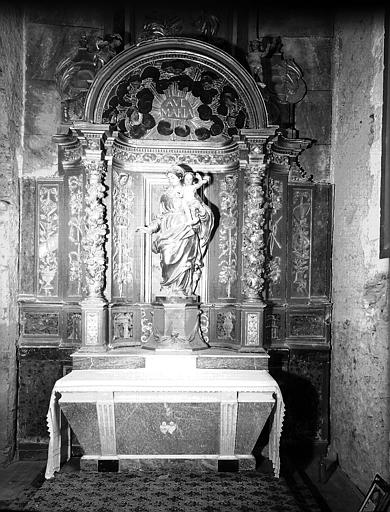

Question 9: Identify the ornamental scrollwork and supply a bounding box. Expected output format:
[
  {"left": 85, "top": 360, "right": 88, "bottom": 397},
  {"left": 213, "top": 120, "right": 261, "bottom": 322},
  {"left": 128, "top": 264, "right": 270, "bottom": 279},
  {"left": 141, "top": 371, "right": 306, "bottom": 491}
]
[
  {"left": 218, "top": 174, "right": 238, "bottom": 298},
  {"left": 267, "top": 178, "right": 283, "bottom": 294},
  {"left": 112, "top": 172, "right": 134, "bottom": 297},
  {"left": 291, "top": 189, "right": 312, "bottom": 296},
  {"left": 112, "top": 143, "right": 239, "bottom": 167},
  {"left": 246, "top": 313, "right": 259, "bottom": 345},
  {"left": 241, "top": 164, "right": 267, "bottom": 301},
  {"left": 68, "top": 175, "right": 83, "bottom": 296},
  {"left": 140, "top": 308, "right": 153, "bottom": 343},
  {"left": 83, "top": 160, "right": 108, "bottom": 298}
]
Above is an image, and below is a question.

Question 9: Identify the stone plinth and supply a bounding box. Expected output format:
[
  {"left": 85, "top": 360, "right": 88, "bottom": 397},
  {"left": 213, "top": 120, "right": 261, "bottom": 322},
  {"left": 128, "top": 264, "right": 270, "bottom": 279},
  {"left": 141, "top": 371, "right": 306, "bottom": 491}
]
[{"left": 143, "top": 300, "right": 208, "bottom": 351}]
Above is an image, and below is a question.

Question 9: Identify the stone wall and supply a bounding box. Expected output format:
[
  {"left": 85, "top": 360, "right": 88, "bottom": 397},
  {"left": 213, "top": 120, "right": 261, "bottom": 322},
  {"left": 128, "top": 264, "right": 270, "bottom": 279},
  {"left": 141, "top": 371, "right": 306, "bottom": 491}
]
[
  {"left": 250, "top": 6, "right": 333, "bottom": 182},
  {"left": 0, "top": 5, "right": 24, "bottom": 465},
  {"left": 330, "top": 10, "right": 390, "bottom": 492}
]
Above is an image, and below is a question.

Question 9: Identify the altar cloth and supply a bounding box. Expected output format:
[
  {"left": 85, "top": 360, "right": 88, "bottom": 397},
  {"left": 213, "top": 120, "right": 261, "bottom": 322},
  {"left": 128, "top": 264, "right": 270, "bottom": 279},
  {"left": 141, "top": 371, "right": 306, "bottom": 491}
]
[{"left": 45, "top": 367, "right": 285, "bottom": 479}]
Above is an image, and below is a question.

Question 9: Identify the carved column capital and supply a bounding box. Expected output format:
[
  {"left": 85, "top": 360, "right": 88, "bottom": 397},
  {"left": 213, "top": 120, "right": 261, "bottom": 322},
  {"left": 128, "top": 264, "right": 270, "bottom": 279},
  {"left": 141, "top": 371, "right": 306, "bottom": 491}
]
[{"left": 266, "top": 132, "right": 313, "bottom": 182}]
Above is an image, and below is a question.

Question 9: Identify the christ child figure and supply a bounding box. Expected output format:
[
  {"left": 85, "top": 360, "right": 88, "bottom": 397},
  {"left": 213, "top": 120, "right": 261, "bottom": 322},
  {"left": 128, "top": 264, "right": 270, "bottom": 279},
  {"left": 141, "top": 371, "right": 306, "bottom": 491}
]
[{"left": 182, "top": 171, "right": 210, "bottom": 225}]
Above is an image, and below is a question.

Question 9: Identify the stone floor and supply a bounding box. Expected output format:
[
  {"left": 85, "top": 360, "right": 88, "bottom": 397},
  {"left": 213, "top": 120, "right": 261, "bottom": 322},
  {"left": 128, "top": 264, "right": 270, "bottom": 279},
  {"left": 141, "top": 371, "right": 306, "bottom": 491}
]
[{"left": 0, "top": 455, "right": 364, "bottom": 512}]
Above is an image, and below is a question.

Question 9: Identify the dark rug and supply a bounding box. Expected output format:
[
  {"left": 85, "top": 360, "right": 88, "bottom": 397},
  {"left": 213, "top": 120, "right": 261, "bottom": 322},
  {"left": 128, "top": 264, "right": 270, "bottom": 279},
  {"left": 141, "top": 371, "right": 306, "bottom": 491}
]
[{"left": 21, "top": 469, "right": 325, "bottom": 512}]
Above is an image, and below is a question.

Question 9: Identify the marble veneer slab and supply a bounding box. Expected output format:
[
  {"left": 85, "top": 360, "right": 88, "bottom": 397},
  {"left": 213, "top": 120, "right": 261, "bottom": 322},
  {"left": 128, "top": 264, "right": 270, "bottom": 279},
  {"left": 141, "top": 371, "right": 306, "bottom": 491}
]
[{"left": 71, "top": 347, "right": 270, "bottom": 370}]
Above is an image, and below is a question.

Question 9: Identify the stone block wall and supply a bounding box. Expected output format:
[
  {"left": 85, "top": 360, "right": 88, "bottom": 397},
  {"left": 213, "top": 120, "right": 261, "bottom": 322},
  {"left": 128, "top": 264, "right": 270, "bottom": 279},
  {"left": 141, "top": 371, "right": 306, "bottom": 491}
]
[
  {"left": 330, "top": 10, "right": 390, "bottom": 492},
  {"left": 0, "top": 5, "right": 24, "bottom": 465},
  {"left": 250, "top": 6, "right": 334, "bottom": 182}
]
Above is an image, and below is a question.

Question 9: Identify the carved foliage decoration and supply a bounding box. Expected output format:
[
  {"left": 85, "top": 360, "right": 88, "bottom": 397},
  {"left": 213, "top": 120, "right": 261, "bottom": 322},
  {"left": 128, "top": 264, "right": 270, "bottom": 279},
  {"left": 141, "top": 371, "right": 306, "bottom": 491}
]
[
  {"left": 112, "top": 142, "right": 239, "bottom": 167},
  {"left": 83, "top": 161, "right": 108, "bottom": 298},
  {"left": 37, "top": 184, "right": 59, "bottom": 297},
  {"left": 67, "top": 175, "right": 83, "bottom": 297},
  {"left": 246, "top": 313, "right": 259, "bottom": 345},
  {"left": 268, "top": 177, "right": 283, "bottom": 297},
  {"left": 241, "top": 164, "right": 267, "bottom": 301},
  {"left": 291, "top": 189, "right": 312, "bottom": 297},
  {"left": 218, "top": 174, "right": 238, "bottom": 298},
  {"left": 112, "top": 171, "right": 135, "bottom": 298},
  {"left": 101, "top": 58, "right": 248, "bottom": 141}
]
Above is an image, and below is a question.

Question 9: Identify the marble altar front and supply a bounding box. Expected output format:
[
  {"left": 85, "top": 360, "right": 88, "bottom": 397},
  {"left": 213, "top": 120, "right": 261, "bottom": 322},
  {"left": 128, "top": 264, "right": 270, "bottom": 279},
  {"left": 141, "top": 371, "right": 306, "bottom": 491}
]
[{"left": 45, "top": 350, "right": 284, "bottom": 479}]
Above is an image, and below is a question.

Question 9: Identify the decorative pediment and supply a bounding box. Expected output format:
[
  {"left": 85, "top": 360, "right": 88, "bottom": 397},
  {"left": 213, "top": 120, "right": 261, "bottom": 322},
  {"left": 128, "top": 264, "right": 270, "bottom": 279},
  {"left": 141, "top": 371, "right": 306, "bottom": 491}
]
[{"left": 84, "top": 38, "right": 269, "bottom": 139}]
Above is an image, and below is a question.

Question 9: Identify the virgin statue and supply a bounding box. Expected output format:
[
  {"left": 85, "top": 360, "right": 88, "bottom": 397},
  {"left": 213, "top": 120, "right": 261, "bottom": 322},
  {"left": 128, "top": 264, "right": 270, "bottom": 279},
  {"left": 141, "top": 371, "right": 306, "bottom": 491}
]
[{"left": 137, "top": 164, "right": 214, "bottom": 298}]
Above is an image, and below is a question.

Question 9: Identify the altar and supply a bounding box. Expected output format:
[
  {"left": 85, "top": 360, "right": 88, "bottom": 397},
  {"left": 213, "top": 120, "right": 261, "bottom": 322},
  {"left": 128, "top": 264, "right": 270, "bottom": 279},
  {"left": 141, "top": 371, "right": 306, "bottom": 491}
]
[
  {"left": 45, "top": 350, "right": 284, "bottom": 478},
  {"left": 44, "top": 36, "right": 287, "bottom": 479}
]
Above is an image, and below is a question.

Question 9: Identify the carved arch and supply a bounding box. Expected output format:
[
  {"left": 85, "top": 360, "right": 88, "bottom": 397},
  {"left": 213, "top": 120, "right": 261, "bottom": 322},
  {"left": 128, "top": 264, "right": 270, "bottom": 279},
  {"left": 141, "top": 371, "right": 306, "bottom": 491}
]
[{"left": 83, "top": 37, "right": 269, "bottom": 137}]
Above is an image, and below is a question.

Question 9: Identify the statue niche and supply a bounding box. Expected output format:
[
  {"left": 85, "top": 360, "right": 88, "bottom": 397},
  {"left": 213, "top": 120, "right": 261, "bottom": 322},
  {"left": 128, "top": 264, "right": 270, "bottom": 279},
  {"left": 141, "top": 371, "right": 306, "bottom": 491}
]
[
  {"left": 137, "top": 163, "right": 214, "bottom": 351},
  {"left": 137, "top": 164, "right": 213, "bottom": 299}
]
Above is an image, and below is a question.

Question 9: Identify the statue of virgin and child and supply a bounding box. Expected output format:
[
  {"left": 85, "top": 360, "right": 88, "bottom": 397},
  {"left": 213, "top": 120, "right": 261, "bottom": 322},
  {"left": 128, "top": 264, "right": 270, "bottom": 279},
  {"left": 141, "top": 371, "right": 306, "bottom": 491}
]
[{"left": 137, "top": 164, "right": 214, "bottom": 299}]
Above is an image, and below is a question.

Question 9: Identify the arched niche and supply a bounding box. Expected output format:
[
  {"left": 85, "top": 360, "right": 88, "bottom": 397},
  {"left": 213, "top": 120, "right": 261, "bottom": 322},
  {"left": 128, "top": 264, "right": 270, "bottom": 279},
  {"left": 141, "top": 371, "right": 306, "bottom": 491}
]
[{"left": 83, "top": 37, "right": 270, "bottom": 141}]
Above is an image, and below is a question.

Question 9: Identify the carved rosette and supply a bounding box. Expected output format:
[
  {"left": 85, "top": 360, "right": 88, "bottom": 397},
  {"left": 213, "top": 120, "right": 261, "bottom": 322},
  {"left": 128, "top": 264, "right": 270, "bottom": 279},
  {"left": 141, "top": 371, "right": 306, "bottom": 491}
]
[
  {"left": 83, "top": 159, "right": 108, "bottom": 299},
  {"left": 241, "top": 162, "right": 267, "bottom": 302}
]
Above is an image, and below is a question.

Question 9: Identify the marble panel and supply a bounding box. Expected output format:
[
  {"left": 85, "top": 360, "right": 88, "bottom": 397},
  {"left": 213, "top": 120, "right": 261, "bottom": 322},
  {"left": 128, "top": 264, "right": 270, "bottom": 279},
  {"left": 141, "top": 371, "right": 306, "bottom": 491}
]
[
  {"left": 115, "top": 403, "right": 220, "bottom": 455},
  {"left": 17, "top": 349, "right": 71, "bottom": 441},
  {"left": 235, "top": 402, "right": 274, "bottom": 453},
  {"left": 120, "top": 458, "right": 219, "bottom": 473},
  {"left": 196, "top": 356, "right": 268, "bottom": 370},
  {"left": 23, "top": 135, "right": 57, "bottom": 175},
  {"left": 256, "top": 7, "right": 333, "bottom": 37},
  {"left": 276, "top": 349, "right": 330, "bottom": 444},
  {"left": 26, "top": 23, "right": 102, "bottom": 81},
  {"left": 311, "top": 185, "right": 332, "bottom": 298},
  {"left": 25, "top": 80, "right": 61, "bottom": 136},
  {"left": 295, "top": 91, "right": 332, "bottom": 144},
  {"left": 281, "top": 37, "right": 332, "bottom": 91},
  {"left": 299, "top": 144, "right": 331, "bottom": 183},
  {"left": 72, "top": 355, "right": 145, "bottom": 370},
  {"left": 60, "top": 403, "right": 101, "bottom": 455},
  {"left": 20, "top": 178, "right": 36, "bottom": 295}
]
